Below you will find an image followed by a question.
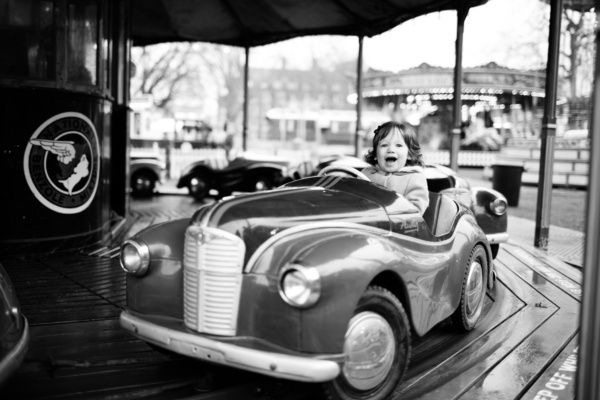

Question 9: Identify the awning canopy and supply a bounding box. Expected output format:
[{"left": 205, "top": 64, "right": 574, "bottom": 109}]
[{"left": 131, "top": 0, "right": 490, "bottom": 47}]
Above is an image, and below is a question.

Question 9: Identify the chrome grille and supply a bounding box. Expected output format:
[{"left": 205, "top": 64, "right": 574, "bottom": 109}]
[{"left": 183, "top": 225, "right": 245, "bottom": 336}]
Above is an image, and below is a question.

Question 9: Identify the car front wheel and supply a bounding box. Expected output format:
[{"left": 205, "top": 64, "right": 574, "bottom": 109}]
[
  {"left": 323, "top": 286, "right": 410, "bottom": 400},
  {"left": 451, "top": 244, "right": 488, "bottom": 332},
  {"left": 188, "top": 173, "right": 210, "bottom": 200},
  {"left": 254, "top": 175, "right": 273, "bottom": 191},
  {"left": 131, "top": 171, "right": 156, "bottom": 197}
]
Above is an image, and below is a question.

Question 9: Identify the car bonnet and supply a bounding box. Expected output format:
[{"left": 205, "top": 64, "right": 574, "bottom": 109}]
[{"left": 191, "top": 176, "right": 399, "bottom": 259}]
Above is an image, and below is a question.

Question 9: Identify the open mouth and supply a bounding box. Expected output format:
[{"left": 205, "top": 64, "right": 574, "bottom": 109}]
[{"left": 385, "top": 156, "right": 398, "bottom": 163}]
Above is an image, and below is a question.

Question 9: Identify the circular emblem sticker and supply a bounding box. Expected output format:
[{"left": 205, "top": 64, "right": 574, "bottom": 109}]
[{"left": 24, "top": 112, "right": 100, "bottom": 214}]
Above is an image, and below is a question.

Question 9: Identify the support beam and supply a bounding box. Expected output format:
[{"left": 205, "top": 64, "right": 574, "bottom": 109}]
[
  {"left": 534, "top": 0, "right": 563, "bottom": 249},
  {"left": 450, "top": 5, "right": 469, "bottom": 171},
  {"left": 355, "top": 36, "right": 364, "bottom": 157},
  {"left": 111, "top": 0, "right": 131, "bottom": 218},
  {"left": 577, "top": 6, "right": 600, "bottom": 400},
  {"left": 243, "top": 46, "right": 249, "bottom": 151}
]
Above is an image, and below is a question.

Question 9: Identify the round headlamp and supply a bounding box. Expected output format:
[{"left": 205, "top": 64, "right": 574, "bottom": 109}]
[
  {"left": 279, "top": 264, "right": 321, "bottom": 308},
  {"left": 120, "top": 240, "right": 150, "bottom": 276},
  {"left": 490, "top": 198, "right": 508, "bottom": 216}
]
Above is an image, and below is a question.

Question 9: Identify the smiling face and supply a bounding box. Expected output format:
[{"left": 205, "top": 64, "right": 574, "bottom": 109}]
[{"left": 375, "top": 128, "right": 409, "bottom": 173}]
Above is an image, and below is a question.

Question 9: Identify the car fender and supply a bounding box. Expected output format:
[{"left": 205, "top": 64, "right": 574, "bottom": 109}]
[
  {"left": 131, "top": 166, "right": 159, "bottom": 181},
  {"left": 123, "top": 218, "right": 190, "bottom": 318},
  {"left": 448, "top": 210, "right": 495, "bottom": 291},
  {"left": 240, "top": 225, "right": 401, "bottom": 354},
  {"left": 130, "top": 159, "right": 165, "bottom": 182},
  {"left": 471, "top": 186, "right": 508, "bottom": 235},
  {"left": 176, "top": 163, "right": 214, "bottom": 188},
  {"left": 243, "top": 220, "right": 486, "bottom": 353},
  {"left": 244, "top": 163, "right": 287, "bottom": 183}
]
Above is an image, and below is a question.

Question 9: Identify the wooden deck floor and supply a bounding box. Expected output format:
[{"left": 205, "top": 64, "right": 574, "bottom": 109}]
[{"left": 0, "top": 195, "right": 582, "bottom": 400}]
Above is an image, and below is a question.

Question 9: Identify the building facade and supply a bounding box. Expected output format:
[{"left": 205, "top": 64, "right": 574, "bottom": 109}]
[{"left": 245, "top": 62, "right": 389, "bottom": 151}]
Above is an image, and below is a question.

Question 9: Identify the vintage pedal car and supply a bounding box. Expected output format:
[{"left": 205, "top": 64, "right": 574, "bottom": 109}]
[
  {"left": 424, "top": 163, "right": 508, "bottom": 258},
  {"left": 316, "top": 155, "right": 508, "bottom": 258},
  {"left": 176, "top": 155, "right": 290, "bottom": 200},
  {"left": 129, "top": 152, "right": 167, "bottom": 197},
  {"left": 120, "top": 166, "right": 495, "bottom": 400}
]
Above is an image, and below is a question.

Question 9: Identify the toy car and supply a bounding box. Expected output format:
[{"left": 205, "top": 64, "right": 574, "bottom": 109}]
[
  {"left": 424, "top": 163, "right": 508, "bottom": 258},
  {"left": 119, "top": 165, "right": 495, "bottom": 400},
  {"left": 130, "top": 153, "right": 166, "bottom": 197},
  {"left": 315, "top": 155, "right": 508, "bottom": 258},
  {"left": 176, "top": 155, "right": 290, "bottom": 200},
  {"left": 0, "top": 262, "right": 29, "bottom": 388}
]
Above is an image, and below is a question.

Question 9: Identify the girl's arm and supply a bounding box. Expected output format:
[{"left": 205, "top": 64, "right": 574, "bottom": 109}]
[{"left": 404, "top": 173, "right": 430, "bottom": 215}]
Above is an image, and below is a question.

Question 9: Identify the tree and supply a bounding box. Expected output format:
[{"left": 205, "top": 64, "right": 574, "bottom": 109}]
[
  {"left": 130, "top": 43, "right": 246, "bottom": 135},
  {"left": 131, "top": 43, "right": 199, "bottom": 112},
  {"left": 203, "top": 47, "right": 245, "bottom": 134},
  {"left": 561, "top": 8, "right": 595, "bottom": 99},
  {"left": 502, "top": 2, "right": 595, "bottom": 100}
]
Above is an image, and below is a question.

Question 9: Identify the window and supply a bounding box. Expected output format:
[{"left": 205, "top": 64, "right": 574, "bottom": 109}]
[
  {"left": 0, "top": 0, "right": 56, "bottom": 80},
  {"left": 67, "top": 0, "right": 97, "bottom": 85},
  {"left": 0, "top": 0, "right": 103, "bottom": 88}
]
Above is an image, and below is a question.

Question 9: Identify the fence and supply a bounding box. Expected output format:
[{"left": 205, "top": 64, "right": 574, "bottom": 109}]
[
  {"left": 132, "top": 146, "right": 499, "bottom": 179},
  {"left": 422, "top": 150, "right": 497, "bottom": 167}
]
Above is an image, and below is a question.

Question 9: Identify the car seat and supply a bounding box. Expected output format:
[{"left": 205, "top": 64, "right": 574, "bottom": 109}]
[{"left": 423, "top": 192, "right": 458, "bottom": 236}]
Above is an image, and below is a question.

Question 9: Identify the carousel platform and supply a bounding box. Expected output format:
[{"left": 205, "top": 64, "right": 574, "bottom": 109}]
[{"left": 0, "top": 194, "right": 583, "bottom": 400}]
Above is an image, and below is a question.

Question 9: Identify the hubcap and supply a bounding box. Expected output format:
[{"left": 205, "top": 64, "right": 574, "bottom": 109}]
[
  {"left": 466, "top": 260, "right": 483, "bottom": 316},
  {"left": 134, "top": 177, "right": 152, "bottom": 191},
  {"left": 190, "top": 177, "right": 206, "bottom": 194},
  {"left": 342, "top": 311, "right": 395, "bottom": 391},
  {"left": 255, "top": 180, "right": 267, "bottom": 191}
]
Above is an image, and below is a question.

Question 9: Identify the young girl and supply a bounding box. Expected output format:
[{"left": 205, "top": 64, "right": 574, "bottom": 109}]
[{"left": 362, "top": 121, "right": 429, "bottom": 215}]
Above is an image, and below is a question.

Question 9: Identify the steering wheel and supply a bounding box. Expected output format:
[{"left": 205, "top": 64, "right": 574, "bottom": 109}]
[{"left": 317, "top": 165, "right": 370, "bottom": 181}]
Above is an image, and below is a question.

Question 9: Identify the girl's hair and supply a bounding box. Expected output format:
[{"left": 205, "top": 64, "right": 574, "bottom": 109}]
[{"left": 364, "top": 121, "right": 425, "bottom": 167}]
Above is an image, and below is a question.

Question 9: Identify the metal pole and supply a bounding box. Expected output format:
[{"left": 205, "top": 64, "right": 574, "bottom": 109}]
[
  {"left": 243, "top": 46, "right": 249, "bottom": 152},
  {"left": 576, "top": 7, "right": 600, "bottom": 399},
  {"left": 534, "top": 0, "right": 563, "bottom": 249},
  {"left": 355, "top": 36, "right": 364, "bottom": 158},
  {"left": 450, "top": 6, "right": 468, "bottom": 171}
]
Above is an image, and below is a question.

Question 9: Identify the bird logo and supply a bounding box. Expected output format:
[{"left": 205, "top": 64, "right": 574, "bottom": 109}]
[{"left": 23, "top": 112, "right": 100, "bottom": 214}]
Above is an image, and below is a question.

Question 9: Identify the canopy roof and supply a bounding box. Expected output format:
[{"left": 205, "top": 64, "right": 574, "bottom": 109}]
[{"left": 131, "top": 0, "right": 489, "bottom": 47}]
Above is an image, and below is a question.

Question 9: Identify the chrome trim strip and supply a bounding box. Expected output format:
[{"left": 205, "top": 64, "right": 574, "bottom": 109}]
[
  {"left": 120, "top": 311, "right": 340, "bottom": 383},
  {"left": 487, "top": 233, "right": 510, "bottom": 244},
  {"left": 311, "top": 175, "right": 334, "bottom": 187},
  {"left": 316, "top": 175, "right": 344, "bottom": 189}
]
